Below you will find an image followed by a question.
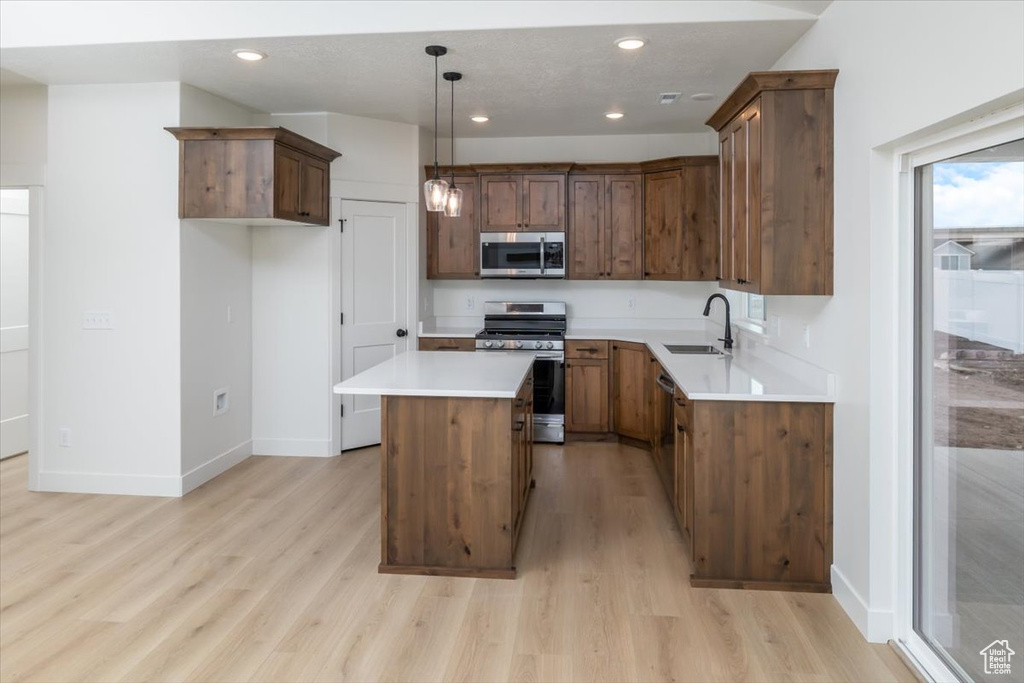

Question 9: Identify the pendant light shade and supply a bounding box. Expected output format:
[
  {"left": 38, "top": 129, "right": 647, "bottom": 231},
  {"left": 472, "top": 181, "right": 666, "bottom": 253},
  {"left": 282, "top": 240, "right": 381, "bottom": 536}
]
[
  {"left": 423, "top": 46, "right": 449, "bottom": 211},
  {"left": 443, "top": 71, "right": 463, "bottom": 218}
]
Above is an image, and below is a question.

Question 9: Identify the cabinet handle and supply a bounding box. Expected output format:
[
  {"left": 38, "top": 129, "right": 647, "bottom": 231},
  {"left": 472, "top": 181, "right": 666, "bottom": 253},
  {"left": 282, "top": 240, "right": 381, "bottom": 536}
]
[
  {"left": 437, "top": 345, "right": 459, "bottom": 350},
  {"left": 674, "top": 397, "right": 686, "bottom": 407},
  {"left": 513, "top": 421, "right": 525, "bottom": 431},
  {"left": 737, "top": 278, "right": 748, "bottom": 285},
  {"left": 516, "top": 398, "right": 525, "bottom": 407},
  {"left": 578, "top": 347, "right": 599, "bottom": 353},
  {"left": 677, "top": 424, "right": 686, "bottom": 433}
]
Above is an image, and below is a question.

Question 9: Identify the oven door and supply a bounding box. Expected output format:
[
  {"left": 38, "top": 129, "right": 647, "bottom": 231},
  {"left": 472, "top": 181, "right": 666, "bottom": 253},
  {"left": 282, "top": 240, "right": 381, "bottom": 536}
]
[
  {"left": 480, "top": 232, "right": 564, "bottom": 278},
  {"left": 531, "top": 352, "right": 565, "bottom": 443}
]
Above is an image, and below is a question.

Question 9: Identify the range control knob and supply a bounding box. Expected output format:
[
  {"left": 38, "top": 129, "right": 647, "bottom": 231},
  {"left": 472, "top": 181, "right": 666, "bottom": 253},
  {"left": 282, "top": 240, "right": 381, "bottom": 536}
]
[
  {"left": 534, "top": 341, "right": 543, "bottom": 349},
  {"left": 496, "top": 340, "right": 505, "bottom": 348},
  {"left": 484, "top": 340, "right": 493, "bottom": 348},
  {"left": 546, "top": 341, "right": 554, "bottom": 349},
  {"left": 515, "top": 340, "right": 523, "bottom": 349}
]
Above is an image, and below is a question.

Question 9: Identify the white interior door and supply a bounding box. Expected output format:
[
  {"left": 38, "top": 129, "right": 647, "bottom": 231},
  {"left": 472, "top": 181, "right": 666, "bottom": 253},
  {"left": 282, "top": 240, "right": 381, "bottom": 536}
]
[
  {"left": 340, "top": 200, "right": 410, "bottom": 450},
  {"left": 0, "top": 190, "right": 30, "bottom": 460}
]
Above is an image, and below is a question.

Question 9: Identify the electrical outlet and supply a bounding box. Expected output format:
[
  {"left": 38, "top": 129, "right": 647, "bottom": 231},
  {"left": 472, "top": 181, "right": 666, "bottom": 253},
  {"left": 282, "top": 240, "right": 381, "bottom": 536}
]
[
  {"left": 627, "top": 296, "right": 636, "bottom": 312},
  {"left": 213, "top": 388, "right": 230, "bottom": 416},
  {"left": 803, "top": 325, "right": 812, "bottom": 348},
  {"left": 83, "top": 311, "right": 113, "bottom": 330},
  {"left": 58, "top": 428, "right": 71, "bottom": 447},
  {"left": 463, "top": 295, "right": 475, "bottom": 312}
]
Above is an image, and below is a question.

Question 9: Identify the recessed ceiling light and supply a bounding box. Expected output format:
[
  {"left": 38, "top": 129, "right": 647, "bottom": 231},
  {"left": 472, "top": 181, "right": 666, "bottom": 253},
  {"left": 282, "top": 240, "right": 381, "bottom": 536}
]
[
  {"left": 691, "top": 93, "right": 714, "bottom": 101},
  {"left": 471, "top": 115, "right": 490, "bottom": 123},
  {"left": 605, "top": 112, "right": 625, "bottom": 120},
  {"left": 615, "top": 37, "right": 646, "bottom": 50},
  {"left": 233, "top": 49, "right": 267, "bottom": 62}
]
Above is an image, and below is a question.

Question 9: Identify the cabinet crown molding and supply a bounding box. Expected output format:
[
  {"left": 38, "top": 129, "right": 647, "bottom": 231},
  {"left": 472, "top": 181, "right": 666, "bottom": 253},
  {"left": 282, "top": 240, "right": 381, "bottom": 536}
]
[
  {"left": 165, "top": 126, "right": 342, "bottom": 162},
  {"left": 705, "top": 69, "right": 839, "bottom": 132}
]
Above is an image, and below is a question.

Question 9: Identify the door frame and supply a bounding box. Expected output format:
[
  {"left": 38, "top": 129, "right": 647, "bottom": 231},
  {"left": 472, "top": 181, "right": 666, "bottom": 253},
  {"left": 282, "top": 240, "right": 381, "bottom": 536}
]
[
  {"left": 891, "top": 102, "right": 1023, "bottom": 682},
  {"left": 331, "top": 197, "right": 419, "bottom": 455}
]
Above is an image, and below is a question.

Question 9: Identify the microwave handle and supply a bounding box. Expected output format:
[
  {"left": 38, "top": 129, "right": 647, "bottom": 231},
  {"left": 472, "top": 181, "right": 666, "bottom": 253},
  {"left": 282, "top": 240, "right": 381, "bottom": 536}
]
[{"left": 539, "top": 236, "right": 546, "bottom": 276}]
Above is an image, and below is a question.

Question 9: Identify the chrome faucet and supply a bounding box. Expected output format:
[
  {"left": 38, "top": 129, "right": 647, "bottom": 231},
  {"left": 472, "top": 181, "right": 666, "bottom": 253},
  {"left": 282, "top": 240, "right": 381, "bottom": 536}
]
[{"left": 703, "top": 293, "right": 733, "bottom": 350}]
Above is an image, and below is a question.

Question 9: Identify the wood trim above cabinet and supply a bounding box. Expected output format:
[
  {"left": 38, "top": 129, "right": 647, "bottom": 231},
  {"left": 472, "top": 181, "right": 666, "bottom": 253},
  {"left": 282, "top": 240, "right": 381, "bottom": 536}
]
[
  {"left": 705, "top": 69, "right": 839, "bottom": 131},
  {"left": 166, "top": 126, "right": 342, "bottom": 162},
  {"left": 640, "top": 155, "right": 719, "bottom": 173},
  {"left": 569, "top": 162, "right": 644, "bottom": 175}
]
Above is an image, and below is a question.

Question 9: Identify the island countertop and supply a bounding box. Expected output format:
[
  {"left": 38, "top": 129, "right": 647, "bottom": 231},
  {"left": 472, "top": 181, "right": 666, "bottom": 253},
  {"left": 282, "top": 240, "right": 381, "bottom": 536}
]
[{"left": 332, "top": 351, "right": 535, "bottom": 399}]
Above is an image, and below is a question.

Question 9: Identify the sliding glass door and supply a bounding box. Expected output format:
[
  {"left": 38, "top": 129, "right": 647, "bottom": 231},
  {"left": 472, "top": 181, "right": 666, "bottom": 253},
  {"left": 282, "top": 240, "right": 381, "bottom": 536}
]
[{"left": 915, "top": 137, "right": 1024, "bottom": 681}]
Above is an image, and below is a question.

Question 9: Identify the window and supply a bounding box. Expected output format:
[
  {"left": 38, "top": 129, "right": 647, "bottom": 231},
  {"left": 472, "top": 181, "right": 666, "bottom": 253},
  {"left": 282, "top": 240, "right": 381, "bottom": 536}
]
[{"left": 745, "top": 293, "right": 766, "bottom": 322}]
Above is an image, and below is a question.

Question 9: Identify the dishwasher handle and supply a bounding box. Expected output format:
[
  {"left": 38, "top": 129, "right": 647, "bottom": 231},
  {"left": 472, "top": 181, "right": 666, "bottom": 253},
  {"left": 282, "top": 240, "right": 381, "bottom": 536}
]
[{"left": 656, "top": 373, "right": 675, "bottom": 395}]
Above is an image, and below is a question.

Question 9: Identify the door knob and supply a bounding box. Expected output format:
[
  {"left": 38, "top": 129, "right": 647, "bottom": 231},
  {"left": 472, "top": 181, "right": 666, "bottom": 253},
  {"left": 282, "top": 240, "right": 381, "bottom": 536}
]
[{"left": 396, "top": 329, "right": 408, "bottom": 338}]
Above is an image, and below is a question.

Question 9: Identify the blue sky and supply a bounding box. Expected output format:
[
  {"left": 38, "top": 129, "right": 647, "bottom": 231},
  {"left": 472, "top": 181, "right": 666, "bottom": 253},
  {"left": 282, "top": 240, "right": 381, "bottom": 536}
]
[{"left": 932, "top": 161, "right": 1024, "bottom": 228}]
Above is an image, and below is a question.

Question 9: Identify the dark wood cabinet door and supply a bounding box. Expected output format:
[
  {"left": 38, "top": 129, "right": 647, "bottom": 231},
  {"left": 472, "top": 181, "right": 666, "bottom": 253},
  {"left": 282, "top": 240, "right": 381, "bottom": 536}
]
[
  {"left": 273, "top": 145, "right": 304, "bottom": 222},
  {"left": 299, "top": 156, "right": 329, "bottom": 224},
  {"left": 612, "top": 342, "right": 648, "bottom": 441},
  {"left": 605, "top": 174, "right": 643, "bottom": 280},
  {"left": 481, "top": 175, "right": 522, "bottom": 231},
  {"left": 427, "top": 176, "right": 479, "bottom": 279},
  {"left": 739, "top": 99, "right": 762, "bottom": 291},
  {"left": 680, "top": 164, "right": 718, "bottom": 280},
  {"left": 643, "top": 169, "right": 683, "bottom": 279},
  {"left": 730, "top": 116, "right": 749, "bottom": 287},
  {"left": 565, "top": 358, "right": 609, "bottom": 433},
  {"left": 521, "top": 174, "right": 566, "bottom": 231},
  {"left": 567, "top": 175, "right": 605, "bottom": 279},
  {"left": 718, "top": 133, "right": 733, "bottom": 283},
  {"left": 417, "top": 337, "right": 475, "bottom": 351}
]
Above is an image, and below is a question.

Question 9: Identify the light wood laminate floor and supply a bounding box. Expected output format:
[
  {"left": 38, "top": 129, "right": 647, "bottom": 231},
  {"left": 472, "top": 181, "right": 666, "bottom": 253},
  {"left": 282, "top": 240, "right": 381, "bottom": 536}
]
[{"left": 0, "top": 443, "right": 915, "bottom": 682}]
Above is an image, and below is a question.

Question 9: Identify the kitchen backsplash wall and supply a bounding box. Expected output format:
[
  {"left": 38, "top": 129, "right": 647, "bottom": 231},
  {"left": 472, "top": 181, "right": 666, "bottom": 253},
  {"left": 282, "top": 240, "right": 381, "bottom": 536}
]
[{"left": 431, "top": 279, "right": 718, "bottom": 325}]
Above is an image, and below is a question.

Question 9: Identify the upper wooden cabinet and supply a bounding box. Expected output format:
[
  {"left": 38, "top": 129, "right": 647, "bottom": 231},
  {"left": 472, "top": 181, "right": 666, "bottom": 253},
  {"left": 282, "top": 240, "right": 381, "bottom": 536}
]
[
  {"left": 707, "top": 70, "right": 838, "bottom": 295},
  {"left": 480, "top": 167, "right": 568, "bottom": 232},
  {"left": 426, "top": 174, "right": 480, "bottom": 279},
  {"left": 642, "top": 157, "right": 719, "bottom": 281},
  {"left": 166, "top": 127, "right": 341, "bottom": 227},
  {"left": 567, "top": 168, "right": 643, "bottom": 280}
]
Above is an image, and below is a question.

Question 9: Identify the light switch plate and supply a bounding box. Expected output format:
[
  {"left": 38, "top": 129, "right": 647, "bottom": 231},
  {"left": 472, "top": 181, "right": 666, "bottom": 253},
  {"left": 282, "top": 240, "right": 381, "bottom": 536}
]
[{"left": 83, "top": 311, "right": 113, "bottom": 330}]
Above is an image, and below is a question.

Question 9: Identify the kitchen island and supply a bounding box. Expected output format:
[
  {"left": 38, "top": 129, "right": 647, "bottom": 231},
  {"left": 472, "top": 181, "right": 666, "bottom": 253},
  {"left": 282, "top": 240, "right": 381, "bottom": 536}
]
[{"left": 334, "top": 352, "right": 536, "bottom": 579}]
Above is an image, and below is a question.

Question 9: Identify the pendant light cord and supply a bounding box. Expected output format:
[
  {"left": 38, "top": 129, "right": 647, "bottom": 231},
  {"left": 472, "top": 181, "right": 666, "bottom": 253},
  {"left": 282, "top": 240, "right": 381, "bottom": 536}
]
[
  {"left": 433, "top": 54, "right": 440, "bottom": 180},
  {"left": 450, "top": 75, "right": 457, "bottom": 188}
]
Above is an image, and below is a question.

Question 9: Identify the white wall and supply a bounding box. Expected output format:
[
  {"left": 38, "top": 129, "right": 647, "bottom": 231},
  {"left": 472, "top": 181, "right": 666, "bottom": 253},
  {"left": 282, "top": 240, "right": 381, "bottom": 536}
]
[
  {"left": 178, "top": 85, "right": 257, "bottom": 491},
  {"left": 0, "top": 190, "right": 30, "bottom": 458},
  {"left": 41, "top": 82, "right": 183, "bottom": 495},
  {"left": 730, "top": 0, "right": 1024, "bottom": 641},
  {"left": 0, "top": 83, "right": 47, "bottom": 185},
  {"left": 251, "top": 111, "right": 420, "bottom": 456},
  {"left": 428, "top": 132, "right": 719, "bottom": 325}
]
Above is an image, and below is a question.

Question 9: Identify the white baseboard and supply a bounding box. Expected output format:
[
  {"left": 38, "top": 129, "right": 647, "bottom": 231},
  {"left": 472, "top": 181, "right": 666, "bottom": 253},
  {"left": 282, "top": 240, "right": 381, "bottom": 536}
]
[
  {"left": 0, "top": 414, "right": 29, "bottom": 459},
  {"left": 180, "top": 440, "right": 252, "bottom": 495},
  {"left": 35, "top": 470, "right": 181, "bottom": 497},
  {"left": 252, "top": 438, "right": 336, "bottom": 457},
  {"left": 831, "top": 565, "right": 894, "bottom": 643}
]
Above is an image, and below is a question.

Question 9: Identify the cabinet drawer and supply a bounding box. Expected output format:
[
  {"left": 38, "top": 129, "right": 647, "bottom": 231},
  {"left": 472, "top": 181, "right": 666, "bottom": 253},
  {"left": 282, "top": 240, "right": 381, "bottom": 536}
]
[
  {"left": 418, "top": 337, "right": 475, "bottom": 352},
  {"left": 567, "top": 340, "right": 609, "bottom": 359}
]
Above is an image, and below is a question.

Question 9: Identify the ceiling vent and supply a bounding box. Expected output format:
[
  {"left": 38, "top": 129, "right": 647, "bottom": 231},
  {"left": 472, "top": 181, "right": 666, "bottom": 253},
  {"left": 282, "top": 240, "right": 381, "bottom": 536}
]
[{"left": 657, "top": 92, "right": 682, "bottom": 105}]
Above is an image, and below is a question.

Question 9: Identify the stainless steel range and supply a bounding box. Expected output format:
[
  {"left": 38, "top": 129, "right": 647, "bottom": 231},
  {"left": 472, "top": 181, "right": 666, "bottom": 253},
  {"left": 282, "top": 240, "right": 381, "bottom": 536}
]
[{"left": 476, "top": 302, "right": 566, "bottom": 443}]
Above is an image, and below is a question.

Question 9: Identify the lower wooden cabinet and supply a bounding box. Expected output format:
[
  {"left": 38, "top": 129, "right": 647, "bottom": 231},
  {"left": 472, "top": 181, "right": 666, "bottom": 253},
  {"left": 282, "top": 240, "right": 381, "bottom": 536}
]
[
  {"left": 611, "top": 341, "right": 650, "bottom": 441},
  {"left": 418, "top": 337, "right": 475, "bottom": 351},
  {"left": 565, "top": 340, "right": 610, "bottom": 433},
  {"left": 673, "top": 389, "right": 694, "bottom": 548},
  {"left": 511, "top": 372, "right": 534, "bottom": 547}
]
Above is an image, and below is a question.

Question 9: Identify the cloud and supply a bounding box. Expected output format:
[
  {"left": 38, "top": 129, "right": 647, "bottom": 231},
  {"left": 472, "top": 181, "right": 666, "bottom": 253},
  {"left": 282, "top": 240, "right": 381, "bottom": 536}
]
[{"left": 932, "top": 161, "right": 1024, "bottom": 228}]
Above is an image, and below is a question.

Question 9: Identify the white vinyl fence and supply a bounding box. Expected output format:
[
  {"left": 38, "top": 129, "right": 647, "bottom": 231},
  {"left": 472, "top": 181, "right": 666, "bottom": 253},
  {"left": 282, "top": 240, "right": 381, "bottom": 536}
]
[{"left": 934, "top": 269, "right": 1024, "bottom": 353}]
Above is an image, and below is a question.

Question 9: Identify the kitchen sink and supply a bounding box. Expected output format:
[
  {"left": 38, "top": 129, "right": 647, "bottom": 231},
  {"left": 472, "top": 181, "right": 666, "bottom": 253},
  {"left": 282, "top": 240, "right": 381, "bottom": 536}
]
[{"left": 664, "top": 344, "right": 725, "bottom": 355}]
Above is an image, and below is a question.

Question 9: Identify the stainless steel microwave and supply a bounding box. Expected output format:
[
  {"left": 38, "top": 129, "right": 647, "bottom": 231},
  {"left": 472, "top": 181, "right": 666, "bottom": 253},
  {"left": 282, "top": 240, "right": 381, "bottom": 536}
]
[{"left": 479, "top": 232, "right": 565, "bottom": 278}]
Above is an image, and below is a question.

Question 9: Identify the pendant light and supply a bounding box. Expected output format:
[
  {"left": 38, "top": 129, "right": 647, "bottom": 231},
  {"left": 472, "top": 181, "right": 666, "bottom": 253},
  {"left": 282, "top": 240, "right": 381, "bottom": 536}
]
[
  {"left": 423, "top": 45, "right": 449, "bottom": 212},
  {"left": 443, "top": 71, "right": 464, "bottom": 218}
]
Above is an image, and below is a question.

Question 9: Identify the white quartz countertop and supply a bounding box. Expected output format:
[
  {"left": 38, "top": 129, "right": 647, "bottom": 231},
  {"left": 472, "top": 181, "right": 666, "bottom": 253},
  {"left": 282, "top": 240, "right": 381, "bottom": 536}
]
[{"left": 332, "top": 351, "right": 535, "bottom": 398}]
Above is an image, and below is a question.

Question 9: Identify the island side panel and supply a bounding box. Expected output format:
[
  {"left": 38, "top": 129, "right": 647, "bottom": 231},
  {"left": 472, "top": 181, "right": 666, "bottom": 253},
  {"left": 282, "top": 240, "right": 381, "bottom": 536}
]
[
  {"left": 691, "top": 400, "right": 832, "bottom": 592},
  {"left": 381, "top": 395, "right": 514, "bottom": 577}
]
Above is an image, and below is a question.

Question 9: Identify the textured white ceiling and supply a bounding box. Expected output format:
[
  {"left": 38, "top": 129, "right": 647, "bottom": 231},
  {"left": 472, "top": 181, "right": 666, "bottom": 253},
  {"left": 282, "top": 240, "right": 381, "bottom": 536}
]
[{"left": 0, "top": 20, "right": 817, "bottom": 137}]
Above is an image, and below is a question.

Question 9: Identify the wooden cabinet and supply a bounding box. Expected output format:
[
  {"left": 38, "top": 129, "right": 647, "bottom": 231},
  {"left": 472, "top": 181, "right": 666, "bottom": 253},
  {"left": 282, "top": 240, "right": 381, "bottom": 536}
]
[
  {"left": 511, "top": 372, "right": 534, "bottom": 547},
  {"left": 612, "top": 341, "right": 651, "bottom": 442},
  {"left": 650, "top": 359, "right": 676, "bottom": 498},
  {"left": 707, "top": 70, "right": 837, "bottom": 295},
  {"left": 673, "top": 389, "right": 694, "bottom": 547},
  {"left": 481, "top": 171, "right": 567, "bottom": 232},
  {"left": 166, "top": 127, "right": 341, "bottom": 227},
  {"left": 418, "top": 337, "right": 475, "bottom": 351},
  {"left": 426, "top": 175, "right": 480, "bottom": 278},
  {"left": 565, "top": 340, "right": 610, "bottom": 433},
  {"left": 567, "top": 171, "right": 642, "bottom": 280},
  {"left": 642, "top": 157, "right": 719, "bottom": 281}
]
